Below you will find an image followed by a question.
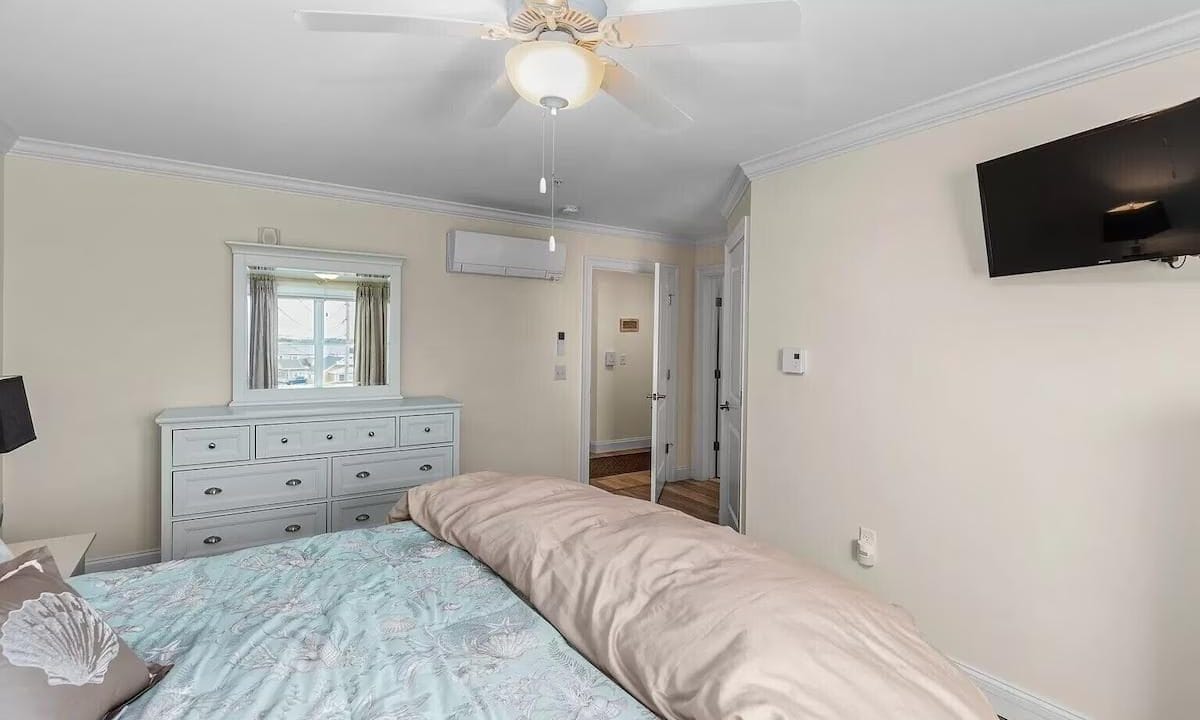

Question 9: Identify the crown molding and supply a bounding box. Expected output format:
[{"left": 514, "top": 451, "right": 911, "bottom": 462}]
[
  {"left": 742, "top": 10, "right": 1200, "bottom": 179},
  {"left": 718, "top": 168, "right": 750, "bottom": 220},
  {"left": 7, "top": 137, "right": 699, "bottom": 245},
  {"left": 0, "top": 119, "right": 16, "bottom": 155}
]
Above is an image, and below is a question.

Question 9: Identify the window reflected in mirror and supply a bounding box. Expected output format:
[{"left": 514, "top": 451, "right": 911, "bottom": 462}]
[{"left": 247, "top": 267, "right": 390, "bottom": 390}]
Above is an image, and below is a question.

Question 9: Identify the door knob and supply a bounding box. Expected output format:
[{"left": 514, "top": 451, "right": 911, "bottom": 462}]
[{"left": 719, "top": 402, "right": 731, "bottom": 411}]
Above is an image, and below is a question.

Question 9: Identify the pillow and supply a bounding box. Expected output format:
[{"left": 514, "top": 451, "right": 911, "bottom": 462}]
[{"left": 0, "top": 547, "right": 169, "bottom": 720}]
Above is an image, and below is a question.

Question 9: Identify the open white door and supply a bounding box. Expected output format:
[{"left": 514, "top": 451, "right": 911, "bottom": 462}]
[
  {"left": 719, "top": 218, "right": 748, "bottom": 530},
  {"left": 649, "top": 262, "right": 679, "bottom": 504}
]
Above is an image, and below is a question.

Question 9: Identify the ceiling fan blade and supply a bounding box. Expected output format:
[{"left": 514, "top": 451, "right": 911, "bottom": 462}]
[
  {"left": 601, "top": 63, "right": 692, "bottom": 132},
  {"left": 466, "top": 74, "right": 521, "bottom": 127},
  {"left": 295, "top": 10, "right": 493, "bottom": 39},
  {"left": 609, "top": 0, "right": 802, "bottom": 48}
]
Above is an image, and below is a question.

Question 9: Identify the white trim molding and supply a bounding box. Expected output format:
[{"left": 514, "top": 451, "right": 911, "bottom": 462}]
[
  {"left": 718, "top": 169, "right": 750, "bottom": 220},
  {"left": 590, "top": 437, "right": 651, "bottom": 454},
  {"left": 955, "top": 661, "right": 1088, "bottom": 720},
  {"left": 83, "top": 549, "right": 160, "bottom": 575},
  {"left": 742, "top": 10, "right": 1200, "bottom": 179},
  {"left": 6, "top": 137, "right": 697, "bottom": 246}
]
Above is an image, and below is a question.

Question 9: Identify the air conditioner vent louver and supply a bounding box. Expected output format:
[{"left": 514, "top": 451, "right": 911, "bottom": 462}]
[{"left": 446, "top": 231, "right": 566, "bottom": 281}]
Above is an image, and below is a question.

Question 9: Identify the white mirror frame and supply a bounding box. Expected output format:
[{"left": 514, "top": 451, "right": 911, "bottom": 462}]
[{"left": 228, "top": 241, "right": 405, "bottom": 406}]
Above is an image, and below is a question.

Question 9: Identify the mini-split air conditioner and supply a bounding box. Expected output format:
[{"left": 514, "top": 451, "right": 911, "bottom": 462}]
[{"left": 446, "top": 230, "right": 565, "bottom": 281}]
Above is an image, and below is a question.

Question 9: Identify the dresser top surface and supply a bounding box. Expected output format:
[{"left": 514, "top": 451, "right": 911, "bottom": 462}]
[{"left": 156, "top": 396, "right": 461, "bottom": 425}]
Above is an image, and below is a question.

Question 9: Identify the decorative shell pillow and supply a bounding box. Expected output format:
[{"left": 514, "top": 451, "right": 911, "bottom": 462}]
[{"left": 0, "top": 547, "right": 168, "bottom": 720}]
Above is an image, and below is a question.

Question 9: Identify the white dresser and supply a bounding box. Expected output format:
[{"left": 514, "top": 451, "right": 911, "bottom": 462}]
[{"left": 156, "top": 397, "right": 461, "bottom": 561}]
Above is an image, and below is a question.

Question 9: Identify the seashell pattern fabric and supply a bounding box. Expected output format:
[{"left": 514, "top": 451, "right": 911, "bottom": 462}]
[
  {"left": 2, "top": 590, "right": 121, "bottom": 685},
  {"left": 71, "top": 523, "right": 655, "bottom": 720},
  {"left": 0, "top": 547, "right": 161, "bottom": 720}
]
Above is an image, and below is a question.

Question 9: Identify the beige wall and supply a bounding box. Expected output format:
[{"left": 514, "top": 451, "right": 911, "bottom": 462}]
[
  {"left": 590, "top": 270, "right": 654, "bottom": 447},
  {"left": 1, "top": 156, "right": 698, "bottom": 557},
  {"left": 747, "top": 50, "right": 1200, "bottom": 719}
]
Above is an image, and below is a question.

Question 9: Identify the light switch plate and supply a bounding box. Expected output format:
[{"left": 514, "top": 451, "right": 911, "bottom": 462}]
[
  {"left": 554, "top": 364, "right": 567, "bottom": 381},
  {"left": 780, "top": 348, "right": 807, "bottom": 375}
]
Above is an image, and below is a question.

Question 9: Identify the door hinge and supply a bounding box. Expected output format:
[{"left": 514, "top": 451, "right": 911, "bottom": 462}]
[
  {"left": 666, "top": 369, "right": 671, "bottom": 381},
  {"left": 714, "top": 369, "right": 721, "bottom": 380},
  {"left": 715, "top": 297, "right": 723, "bottom": 307},
  {"left": 668, "top": 293, "right": 674, "bottom": 306},
  {"left": 713, "top": 440, "right": 720, "bottom": 452},
  {"left": 665, "top": 443, "right": 672, "bottom": 455}
]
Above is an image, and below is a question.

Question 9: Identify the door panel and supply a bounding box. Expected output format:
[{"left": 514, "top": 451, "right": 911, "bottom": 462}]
[
  {"left": 650, "top": 263, "right": 679, "bottom": 504},
  {"left": 720, "top": 218, "right": 748, "bottom": 530}
]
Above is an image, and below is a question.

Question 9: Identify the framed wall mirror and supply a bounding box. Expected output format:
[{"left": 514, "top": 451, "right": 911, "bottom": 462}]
[{"left": 228, "top": 242, "right": 404, "bottom": 406}]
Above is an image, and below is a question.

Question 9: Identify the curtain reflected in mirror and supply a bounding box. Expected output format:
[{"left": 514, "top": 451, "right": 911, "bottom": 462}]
[{"left": 247, "top": 267, "right": 390, "bottom": 390}]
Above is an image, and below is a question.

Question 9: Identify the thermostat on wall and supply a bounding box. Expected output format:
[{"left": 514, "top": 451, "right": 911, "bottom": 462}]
[{"left": 780, "top": 348, "right": 807, "bottom": 375}]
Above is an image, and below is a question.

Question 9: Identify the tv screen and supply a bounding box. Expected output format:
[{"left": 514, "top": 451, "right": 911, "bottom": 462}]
[{"left": 977, "top": 97, "right": 1200, "bottom": 277}]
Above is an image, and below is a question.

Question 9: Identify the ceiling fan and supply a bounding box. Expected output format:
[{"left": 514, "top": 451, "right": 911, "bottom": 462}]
[{"left": 296, "top": 0, "right": 803, "bottom": 131}]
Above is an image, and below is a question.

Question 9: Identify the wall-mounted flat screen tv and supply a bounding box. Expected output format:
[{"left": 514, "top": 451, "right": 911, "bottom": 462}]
[{"left": 977, "top": 97, "right": 1200, "bottom": 277}]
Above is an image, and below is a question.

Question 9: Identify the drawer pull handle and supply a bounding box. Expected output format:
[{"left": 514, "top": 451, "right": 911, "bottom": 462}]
[
  {"left": 326, "top": 434, "right": 334, "bottom": 440},
  {"left": 207, "top": 442, "right": 217, "bottom": 450},
  {"left": 280, "top": 437, "right": 289, "bottom": 444},
  {"left": 420, "top": 464, "right": 433, "bottom": 472},
  {"left": 355, "top": 513, "right": 371, "bottom": 522},
  {"left": 285, "top": 524, "right": 302, "bottom": 533},
  {"left": 424, "top": 427, "right": 432, "bottom": 433},
  {"left": 203, "top": 487, "right": 223, "bottom": 496},
  {"left": 285, "top": 478, "right": 302, "bottom": 487},
  {"left": 355, "top": 471, "right": 371, "bottom": 479},
  {"left": 203, "top": 536, "right": 222, "bottom": 545},
  {"left": 368, "top": 431, "right": 376, "bottom": 437}
]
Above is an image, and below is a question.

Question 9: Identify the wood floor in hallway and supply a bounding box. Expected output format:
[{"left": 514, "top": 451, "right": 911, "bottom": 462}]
[{"left": 591, "top": 471, "right": 720, "bottom": 524}]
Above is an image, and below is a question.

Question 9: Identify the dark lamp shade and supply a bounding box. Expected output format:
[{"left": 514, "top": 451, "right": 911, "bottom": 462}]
[{"left": 0, "top": 376, "right": 36, "bottom": 453}]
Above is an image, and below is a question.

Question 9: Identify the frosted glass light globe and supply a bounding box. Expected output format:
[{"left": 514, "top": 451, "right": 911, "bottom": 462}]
[{"left": 505, "top": 39, "right": 606, "bottom": 110}]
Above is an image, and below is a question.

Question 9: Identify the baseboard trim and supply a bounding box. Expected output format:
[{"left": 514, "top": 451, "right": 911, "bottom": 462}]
[
  {"left": 671, "top": 466, "right": 694, "bottom": 482},
  {"left": 83, "top": 549, "right": 160, "bottom": 574},
  {"left": 955, "top": 660, "right": 1088, "bottom": 720},
  {"left": 590, "top": 437, "right": 651, "bottom": 454}
]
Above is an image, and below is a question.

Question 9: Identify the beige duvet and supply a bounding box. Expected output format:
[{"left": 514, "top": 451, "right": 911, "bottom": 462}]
[{"left": 393, "top": 472, "right": 994, "bottom": 720}]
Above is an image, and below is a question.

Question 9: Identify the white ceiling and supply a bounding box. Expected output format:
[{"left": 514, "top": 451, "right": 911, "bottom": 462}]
[{"left": 1, "top": 0, "right": 1197, "bottom": 240}]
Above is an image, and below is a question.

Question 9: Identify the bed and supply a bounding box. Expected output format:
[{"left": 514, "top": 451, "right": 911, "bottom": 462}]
[
  {"left": 68, "top": 472, "right": 995, "bottom": 720},
  {"left": 70, "top": 523, "right": 655, "bottom": 720}
]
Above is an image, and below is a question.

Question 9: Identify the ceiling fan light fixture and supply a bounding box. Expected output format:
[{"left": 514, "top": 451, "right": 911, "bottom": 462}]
[{"left": 505, "top": 39, "right": 605, "bottom": 111}]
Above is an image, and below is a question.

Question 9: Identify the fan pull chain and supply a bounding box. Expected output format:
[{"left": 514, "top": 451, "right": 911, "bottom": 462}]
[
  {"left": 539, "top": 107, "right": 548, "bottom": 195},
  {"left": 549, "top": 109, "right": 558, "bottom": 253}
]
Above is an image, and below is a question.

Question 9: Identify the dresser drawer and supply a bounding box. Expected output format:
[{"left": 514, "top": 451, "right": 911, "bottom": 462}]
[
  {"left": 399, "top": 413, "right": 454, "bottom": 446},
  {"left": 332, "top": 447, "right": 453, "bottom": 496},
  {"left": 255, "top": 417, "right": 397, "bottom": 459},
  {"left": 170, "top": 503, "right": 328, "bottom": 560},
  {"left": 172, "top": 426, "right": 251, "bottom": 467},
  {"left": 330, "top": 493, "right": 406, "bottom": 533},
  {"left": 173, "top": 459, "right": 328, "bottom": 517}
]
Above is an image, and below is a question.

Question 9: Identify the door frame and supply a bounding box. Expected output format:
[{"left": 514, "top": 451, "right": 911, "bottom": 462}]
[
  {"left": 691, "top": 264, "right": 724, "bottom": 482},
  {"left": 579, "top": 257, "right": 681, "bottom": 486},
  {"left": 719, "top": 218, "right": 750, "bottom": 532}
]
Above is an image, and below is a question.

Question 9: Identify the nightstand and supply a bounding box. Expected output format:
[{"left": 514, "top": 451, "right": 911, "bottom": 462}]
[{"left": 6, "top": 533, "right": 97, "bottom": 577}]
